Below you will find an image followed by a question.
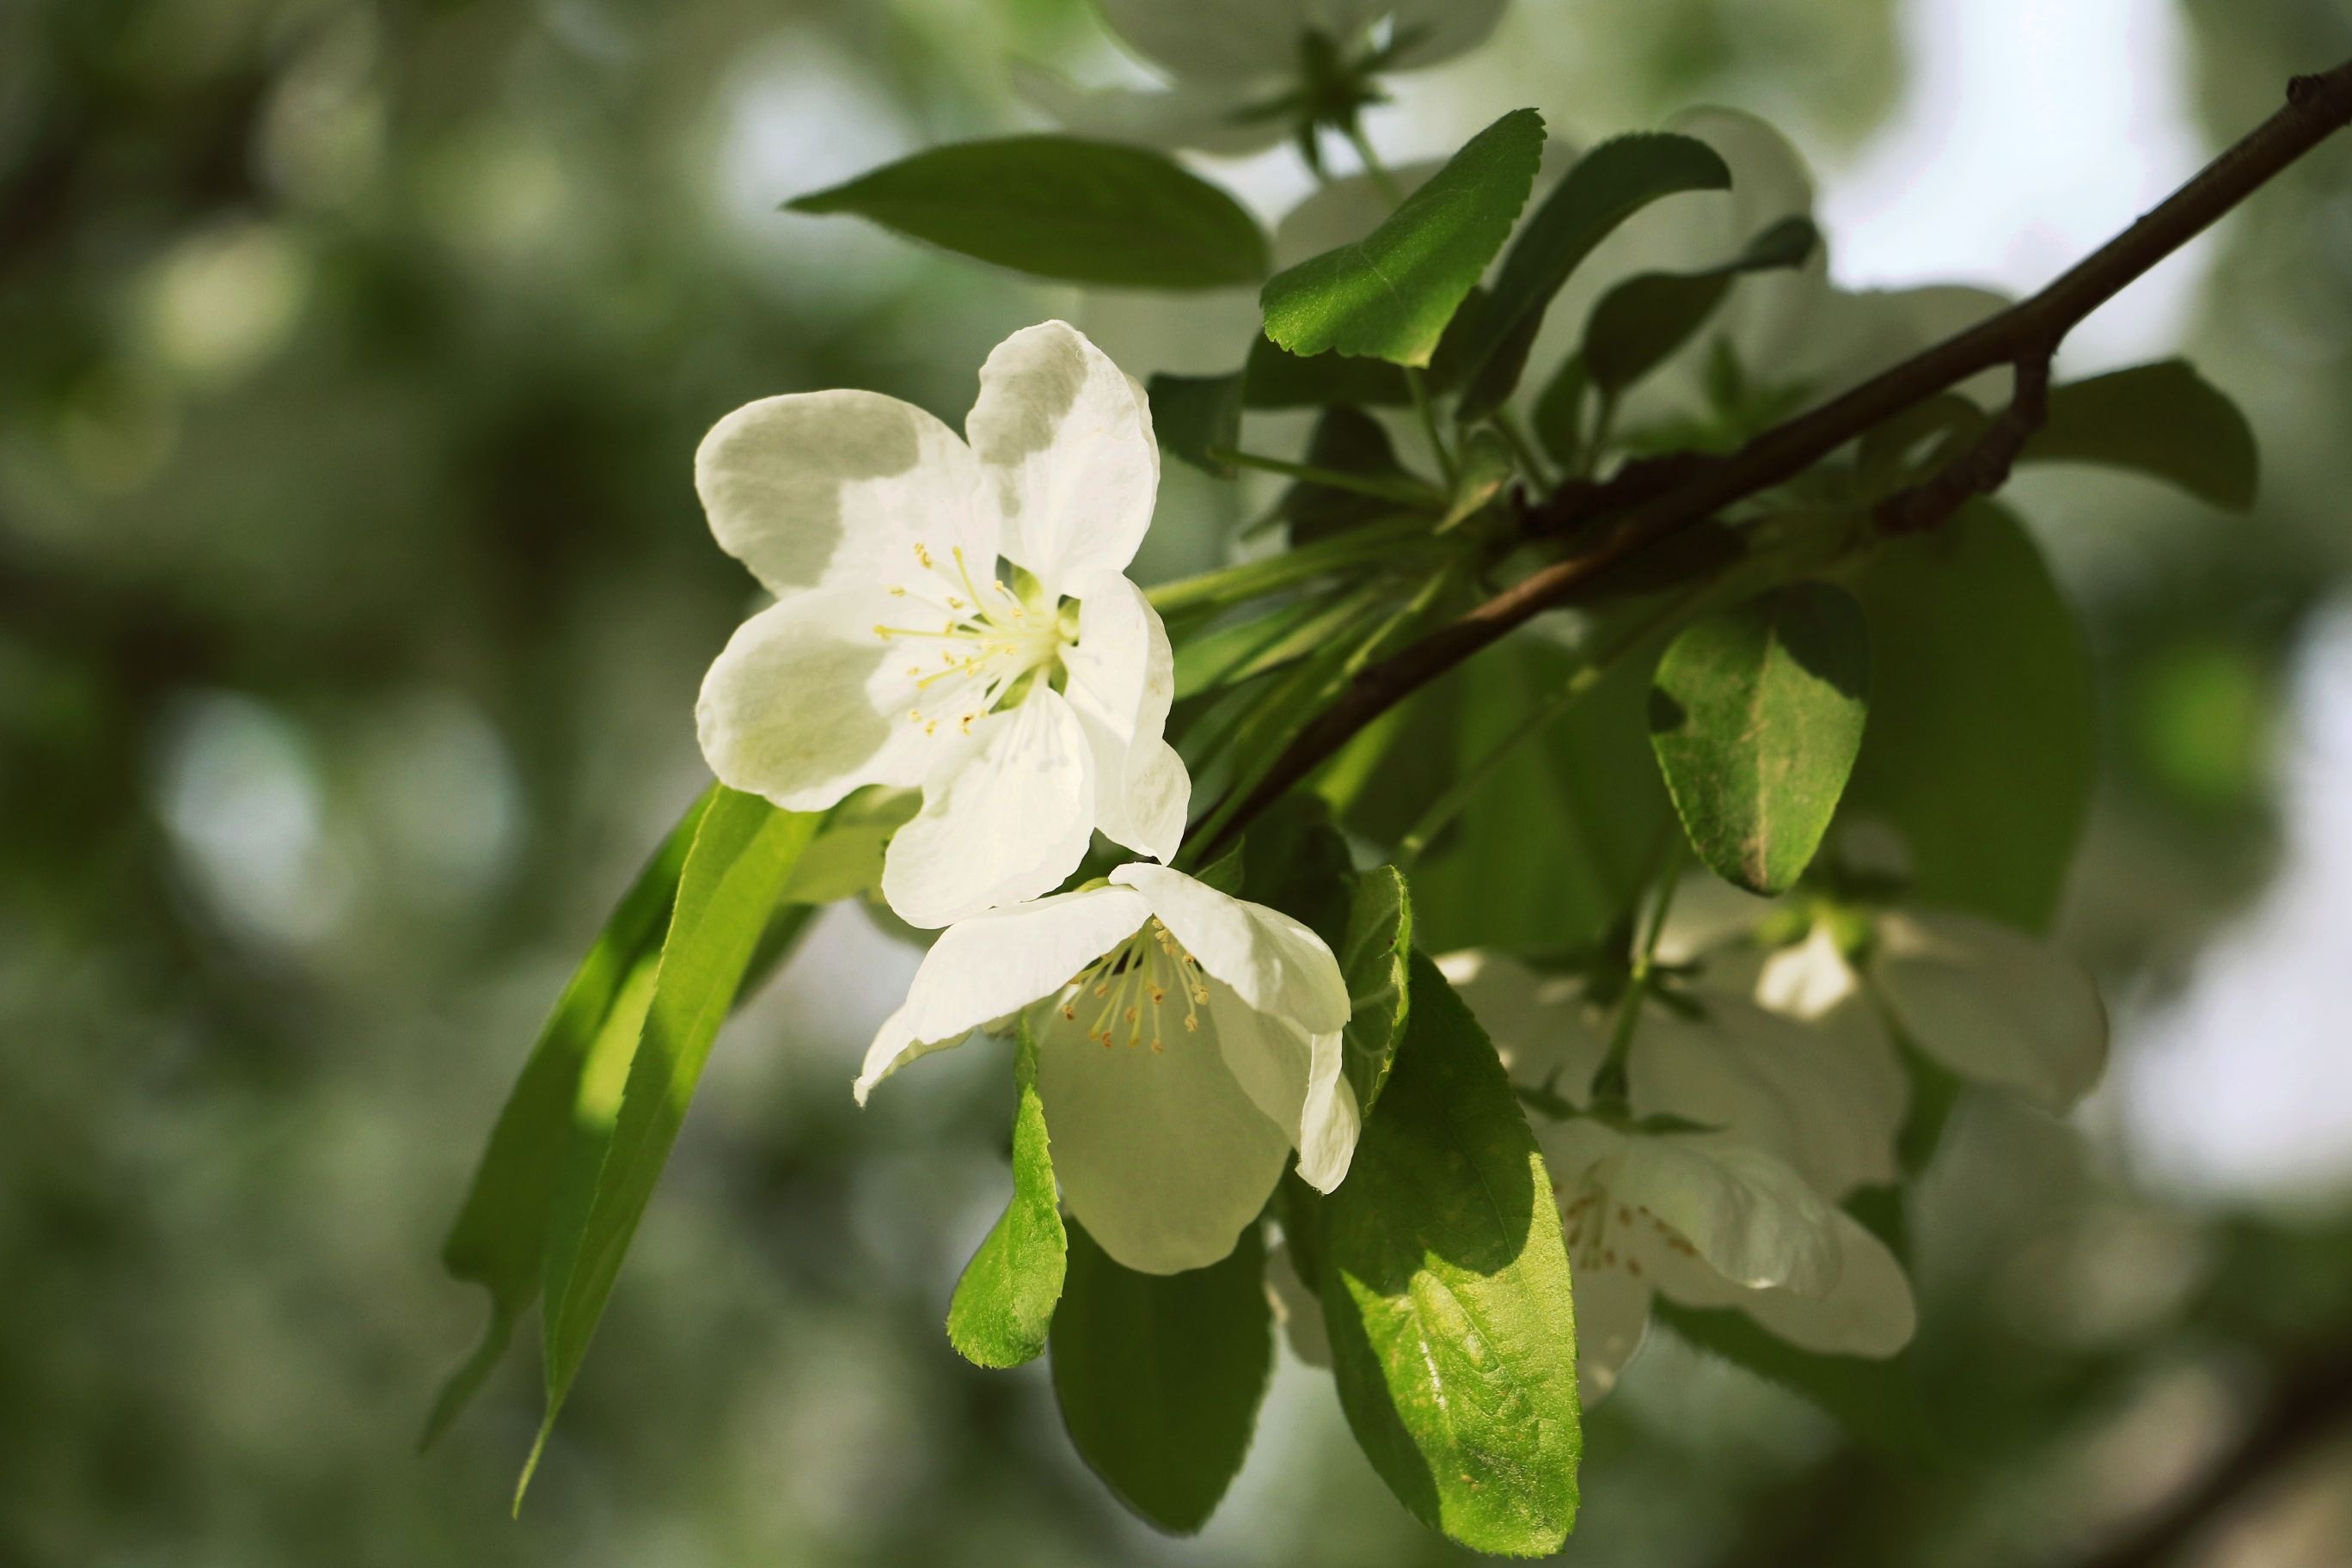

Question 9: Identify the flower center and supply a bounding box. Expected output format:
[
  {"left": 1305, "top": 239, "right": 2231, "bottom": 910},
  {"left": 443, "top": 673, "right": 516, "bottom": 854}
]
[
  {"left": 873, "top": 542, "right": 1067, "bottom": 738},
  {"left": 1054, "top": 917, "right": 1210, "bottom": 1054}
]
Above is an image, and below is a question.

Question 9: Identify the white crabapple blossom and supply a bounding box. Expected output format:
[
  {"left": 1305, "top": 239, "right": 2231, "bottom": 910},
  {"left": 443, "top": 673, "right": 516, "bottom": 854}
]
[
  {"left": 855, "top": 863, "right": 1360, "bottom": 1276},
  {"left": 694, "top": 321, "right": 1189, "bottom": 928},
  {"left": 1014, "top": 0, "right": 1508, "bottom": 159},
  {"left": 1437, "top": 949, "right": 1917, "bottom": 1400}
]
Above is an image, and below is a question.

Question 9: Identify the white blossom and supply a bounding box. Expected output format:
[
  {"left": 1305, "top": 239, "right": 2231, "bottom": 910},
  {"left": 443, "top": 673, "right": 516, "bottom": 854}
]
[
  {"left": 1015, "top": 0, "right": 1508, "bottom": 158},
  {"left": 694, "top": 321, "right": 1188, "bottom": 928},
  {"left": 857, "top": 864, "right": 1358, "bottom": 1275}
]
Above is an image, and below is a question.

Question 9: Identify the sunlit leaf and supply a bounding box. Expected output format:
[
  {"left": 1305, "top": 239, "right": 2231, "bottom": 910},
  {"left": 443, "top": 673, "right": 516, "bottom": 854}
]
[{"left": 946, "top": 1018, "right": 1066, "bottom": 1369}]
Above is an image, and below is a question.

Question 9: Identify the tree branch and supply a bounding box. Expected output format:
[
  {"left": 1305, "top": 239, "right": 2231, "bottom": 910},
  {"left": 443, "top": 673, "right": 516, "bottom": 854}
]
[
  {"left": 1877, "top": 353, "right": 2053, "bottom": 535},
  {"left": 1197, "top": 58, "right": 2352, "bottom": 854}
]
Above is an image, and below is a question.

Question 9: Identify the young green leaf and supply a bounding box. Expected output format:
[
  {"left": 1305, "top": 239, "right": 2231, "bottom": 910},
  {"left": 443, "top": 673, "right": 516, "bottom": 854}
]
[
  {"left": 1148, "top": 371, "right": 1246, "bottom": 476},
  {"left": 1320, "top": 953, "right": 1582, "bottom": 1556},
  {"left": 1260, "top": 108, "right": 1546, "bottom": 366},
  {"left": 1336, "top": 867, "right": 1412, "bottom": 1112},
  {"left": 1279, "top": 407, "right": 1412, "bottom": 543},
  {"left": 521, "top": 788, "right": 821, "bottom": 1505},
  {"left": 946, "top": 1019, "right": 1067, "bottom": 1369},
  {"left": 1436, "top": 427, "right": 1516, "bottom": 531},
  {"left": 1532, "top": 352, "right": 1589, "bottom": 471},
  {"left": 1648, "top": 583, "right": 1871, "bottom": 897},
  {"left": 2017, "top": 358, "right": 2258, "bottom": 511},
  {"left": 1455, "top": 132, "right": 1732, "bottom": 415},
  {"left": 1581, "top": 215, "right": 1818, "bottom": 395},
  {"left": 1841, "top": 500, "right": 2093, "bottom": 930},
  {"left": 787, "top": 136, "right": 1269, "bottom": 291},
  {"left": 420, "top": 787, "right": 713, "bottom": 1449},
  {"left": 1050, "top": 1220, "right": 1271, "bottom": 1535}
]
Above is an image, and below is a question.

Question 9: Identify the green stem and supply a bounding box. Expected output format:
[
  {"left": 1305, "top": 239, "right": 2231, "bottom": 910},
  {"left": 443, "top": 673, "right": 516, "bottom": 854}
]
[
  {"left": 1490, "top": 408, "right": 1554, "bottom": 488},
  {"left": 1406, "top": 368, "right": 1455, "bottom": 485},
  {"left": 1146, "top": 515, "right": 1435, "bottom": 615},
  {"left": 1590, "top": 842, "right": 1686, "bottom": 1104},
  {"left": 1208, "top": 447, "right": 1444, "bottom": 507},
  {"left": 1344, "top": 122, "right": 1405, "bottom": 207}
]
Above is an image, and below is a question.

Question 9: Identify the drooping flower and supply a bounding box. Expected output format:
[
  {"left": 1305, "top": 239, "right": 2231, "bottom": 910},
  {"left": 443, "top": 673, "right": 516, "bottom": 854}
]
[
  {"left": 694, "top": 321, "right": 1189, "bottom": 928},
  {"left": 1756, "top": 908, "right": 2110, "bottom": 1113},
  {"left": 1015, "top": 0, "right": 1508, "bottom": 161},
  {"left": 1541, "top": 1118, "right": 1915, "bottom": 1401},
  {"left": 1442, "top": 949, "right": 1908, "bottom": 1201},
  {"left": 857, "top": 863, "right": 1358, "bottom": 1275}
]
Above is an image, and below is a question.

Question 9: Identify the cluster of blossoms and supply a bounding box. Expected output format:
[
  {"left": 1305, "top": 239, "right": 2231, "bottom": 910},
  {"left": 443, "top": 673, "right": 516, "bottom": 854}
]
[{"left": 694, "top": 320, "right": 1359, "bottom": 1275}]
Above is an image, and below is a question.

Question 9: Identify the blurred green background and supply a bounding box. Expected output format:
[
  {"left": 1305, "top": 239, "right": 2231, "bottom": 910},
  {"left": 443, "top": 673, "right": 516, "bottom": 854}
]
[{"left": 7, "top": 1, "right": 2352, "bottom": 1563}]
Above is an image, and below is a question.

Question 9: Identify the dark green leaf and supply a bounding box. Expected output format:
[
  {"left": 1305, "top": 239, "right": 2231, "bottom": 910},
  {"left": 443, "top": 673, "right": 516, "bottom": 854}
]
[
  {"left": 522, "top": 788, "right": 821, "bottom": 1504},
  {"left": 1321, "top": 953, "right": 1582, "bottom": 1556},
  {"left": 1532, "top": 353, "right": 1589, "bottom": 471},
  {"left": 1148, "top": 371, "right": 1245, "bottom": 476},
  {"left": 1173, "top": 591, "right": 1365, "bottom": 703},
  {"left": 1648, "top": 583, "right": 1871, "bottom": 896},
  {"left": 2018, "top": 358, "right": 2257, "bottom": 511},
  {"left": 1261, "top": 108, "right": 1546, "bottom": 366},
  {"left": 1050, "top": 1219, "right": 1271, "bottom": 1534},
  {"left": 787, "top": 137, "right": 1268, "bottom": 291},
  {"left": 1853, "top": 393, "right": 1987, "bottom": 499},
  {"left": 1455, "top": 133, "right": 1731, "bottom": 414},
  {"left": 1841, "top": 501, "right": 2093, "bottom": 930},
  {"left": 1336, "top": 867, "right": 1412, "bottom": 1112},
  {"left": 1244, "top": 334, "right": 1410, "bottom": 408},
  {"left": 1437, "top": 427, "right": 1517, "bottom": 531},
  {"left": 1582, "top": 216, "right": 1818, "bottom": 395},
  {"left": 1280, "top": 407, "right": 1409, "bottom": 543},
  {"left": 1653, "top": 1300, "right": 1934, "bottom": 1457},
  {"left": 421, "top": 787, "right": 712, "bottom": 1449},
  {"left": 946, "top": 1019, "right": 1067, "bottom": 1369},
  {"left": 1239, "top": 791, "right": 1355, "bottom": 945}
]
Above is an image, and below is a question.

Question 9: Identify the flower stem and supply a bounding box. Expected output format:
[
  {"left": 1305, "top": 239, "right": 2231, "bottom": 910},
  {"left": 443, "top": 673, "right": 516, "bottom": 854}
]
[
  {"left": 1344, "top": 122, "right": 1404, "bottom": 207},
  {"left": 1590, "top": 838, "right": 1686, "bottom": 1105},
  {"left": 1207, "top": 447, "right": 1445, "bottom": 507},
  {"left": 1406, "top": 367, "right": 1455, "bottom": 485},
  {"left": 1146, "top": 515, "right": 1436, "bottom": 615}
]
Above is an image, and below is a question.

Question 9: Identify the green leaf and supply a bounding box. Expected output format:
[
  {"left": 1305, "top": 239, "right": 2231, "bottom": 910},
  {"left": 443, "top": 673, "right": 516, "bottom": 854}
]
[
  {"left": 1436, "top": 427, "right": 1516, "bottom": 531},
  {"left": 1278, "top": 407, "right": 1411, "bottom": 544},
  {"left": 1050, "top": 1219, "right": 1271, "bottom": 1535},
  {"left": 521, "top": 788, "right": 821, "bottom": 1505},
  {"left": 775, "top": 787, "right": 917, "bottom": 907},
  {"left": 1582, "top": 216, "right": 1818, "bottom": 395},
  {"left": 1173, "top": 591, "right": 1366, "bottom": 702},
  {"left": 787, "top": 136, "right": 1268, "bottom": 291},
  {"left": 1532, "top": 352, "right": 1589, "bottom": 471},
  {"left": 1336, "top": 867, "right": 1412, "bottom": 1112},
  {"left": 946, "top": 1019, "right": 1067, "bottom": 1369},
  {"left": 1648, "top": 582, "right": 1871, "bottom": 897},
  {"left": 1244, "top": 334, "right": 1411, "bottom": 408},
  {"left": 1147, "top": 371, "right": 1246, "bottom": 477},
  {"left": 1320, "top": 953, "right": 1582, "bottom": 1556},
  {"left": 1840, "top": 501, "right": 2093, "bottom": 930},
  {"left": 1455, "top": 132, "right": 1731, "bottom": 415},
  {"left": 1260, "top": 108, "right": 1546, "bottom": 366},
  {"left": 2018, "top": 358, "right": 2257, "bottom": 511},
  {"left": 421, "top": 787, "right": 713, "bottom": 1449},
  {"left": 1652, "top": 1300, "right": 1934, "bottom": 1457}
]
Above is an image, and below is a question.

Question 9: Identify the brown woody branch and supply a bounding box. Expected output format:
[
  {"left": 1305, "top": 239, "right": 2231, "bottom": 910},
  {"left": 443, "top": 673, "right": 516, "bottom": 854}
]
[{"left": 1199, "top": 58, "right": 2352, "bottom": 854}]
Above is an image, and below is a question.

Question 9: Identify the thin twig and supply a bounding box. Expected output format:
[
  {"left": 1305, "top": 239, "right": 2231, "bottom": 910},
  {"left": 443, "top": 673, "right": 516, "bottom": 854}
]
[
  {"left": 1194, "top": 58, "right": 2352, "bottom": 855},
  {"left": 1876, "top": 353, "right": 2055, "bottom": 535}
]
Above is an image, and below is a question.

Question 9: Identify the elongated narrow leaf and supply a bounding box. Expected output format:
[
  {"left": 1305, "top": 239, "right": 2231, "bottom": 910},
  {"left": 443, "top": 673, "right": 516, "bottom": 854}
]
[
  {"left": 421, "top": 787, "right": 713, "bottom": 1449},
  {"left": 2018, "top": 358, "right": 2257, "bottom": 511},
  {"left": 1337, "top": 867, "right": 1412, "bottom": 1112},
  {"left": 946, "top": 1019, "right": 1066, "bottom": 1369},
  {"left": 522, "top": 789, "right": 820, "bottom": 1503},
  {"left": 1321, "top": 953, "right": 1582, "bottom": 1555},
  {"left": 1148, "top": 371, "right": 1245, "bottom": 476},
  {"left": 1280, "top": 407, "right": 1411, "bottom": 544},
  {"left": 1455, "top": 133, "right": 1731, "bottom": 415},
  {"left": 1841, "top": 501, "right": 2093, "bottom": 930},
  {"left": 1050, "top": 1220, "right": 1271, "bottom": 1534},
  {"left": 1649, "top": 583, "right": 1871, "bottom": 897},
  {"left": 1583, "top": 215, "right": 1818, "bottom": 395},
  {"left": 1261, "top": 108, "right": 1545, "bottom": 366},
  {"left": 788, "top": 136, "right": 1268, "bottom": 291}
]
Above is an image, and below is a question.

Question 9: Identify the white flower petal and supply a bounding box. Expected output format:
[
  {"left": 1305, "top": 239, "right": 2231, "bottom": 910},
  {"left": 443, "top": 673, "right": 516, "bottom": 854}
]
[
  {"left": 1010, "top": 61, "right": 1289, "bottom": 156},
  {"left": 1383, "top": 0, "right": 1509, "bottom": 68},
  {"left": 1265, "top": 1243, "right": 1332, "bottom": 1368},
  {"left": 1628, "top": 986, "right": 1907, "bottom": 1199},
  {"left": 853, "top": 885, "right": 1150, "bottom": 1102},
  {"left": 1063, "top": 570, "right": 1188, "bottom": 860},
  {"left": 696, "top": 586, "right": 952, "bottom": 811},
  {"left": 1737, "top": 1210, "right": 1917, "bottom": 1359},
  {"left": 695, "top": 390, "right": 989, "bottom": 597},
  {"left": 1568, "top": 1258, "right": 1652, "bottom": 1405},
  {"left": 1438, "top": 949, "right": 1608, "bottom": 1096},
  {"left": 1753, "top": 925, "right": 1859, "bottom": 1020},
  {"left": 1114, "top": 862, "right": 1350, "bottom": 1032},
  {"left": 1204, "top": 983, "right": 1361, "bottom": 1191},
  {"left": 881, "top": 689, "right": 1096, "bottom": 928},
  {"left": 1872, "top": 909, "right": 2109, "bottom": 1112},
  {"left": 1033, "top": 1001, "right": 1292, "bottom": 1273},
  {"left": 968, "top": 322, "right": 1160, "bottom": 591},
  {"left": 1094, "top": 0, "right": 1313, "bottom": 82}
]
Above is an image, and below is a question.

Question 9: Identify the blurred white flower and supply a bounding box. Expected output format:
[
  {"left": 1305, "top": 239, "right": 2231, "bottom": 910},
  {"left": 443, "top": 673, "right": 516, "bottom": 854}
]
[
  {"left": 695, "top": 321, "right": 1189, "bottom": 928},
  {"left": 856, "top": 863, "right": 1357, "bottom": 1275},
  {"left": 1014, "top": 0, "right": 1507, "bottom": 160}
]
